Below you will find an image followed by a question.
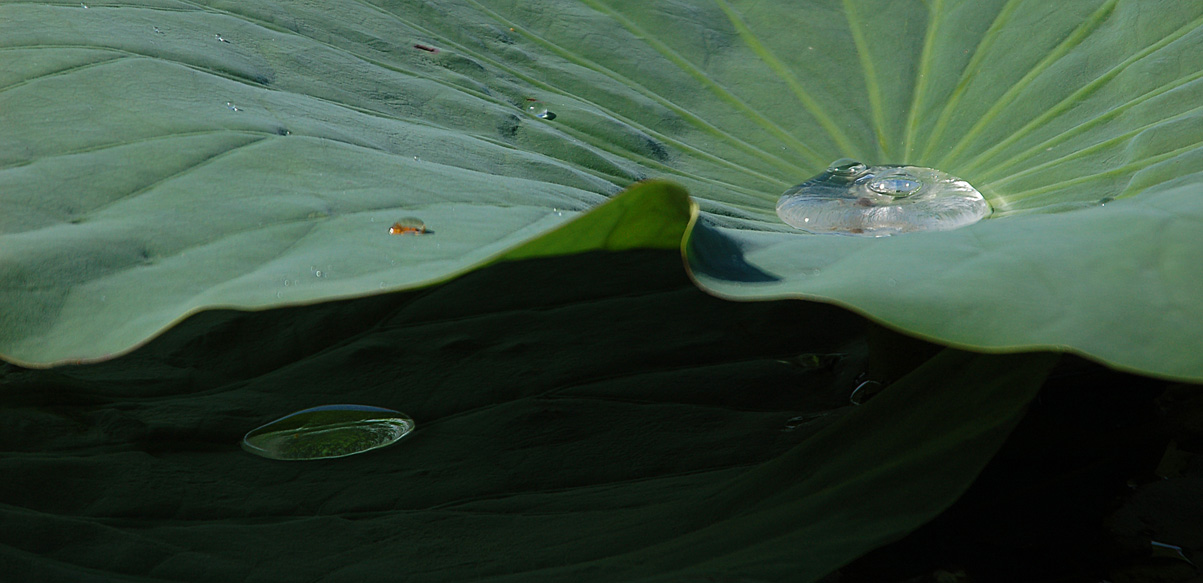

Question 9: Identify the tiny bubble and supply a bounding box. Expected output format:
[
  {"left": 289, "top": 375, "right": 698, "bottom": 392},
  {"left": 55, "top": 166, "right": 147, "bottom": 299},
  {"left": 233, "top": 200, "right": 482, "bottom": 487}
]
[
  {"left": 315, "top": 270, "right": 323, "bottom": 277},
  {"left": 413, "top": 155, "right": 420, "bottom": 162},
  {"left": 887, "top": 278, "right": 898, "bottom": 287}
]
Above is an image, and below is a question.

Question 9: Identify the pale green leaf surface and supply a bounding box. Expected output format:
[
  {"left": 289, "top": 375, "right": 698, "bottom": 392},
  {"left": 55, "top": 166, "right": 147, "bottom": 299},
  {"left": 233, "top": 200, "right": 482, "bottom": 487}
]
[{"left": 3, "top": 0, "right": 1203, "bottom": 377}]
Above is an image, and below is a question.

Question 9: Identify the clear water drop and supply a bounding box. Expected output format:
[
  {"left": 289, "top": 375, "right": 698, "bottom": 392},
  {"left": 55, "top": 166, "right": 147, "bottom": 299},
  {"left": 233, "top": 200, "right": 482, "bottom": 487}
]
[
  {"left": 777, "top": 159, "right": 991, "bottom": 236},
  {"left": 826, "top": 158, "right": 868, "bottom": 177},
  {"left": 849, "top": 380, "right": 885, "bottom": 405},
  {"left": 242, "top": 404, "right": 415, "bottom": 461}
]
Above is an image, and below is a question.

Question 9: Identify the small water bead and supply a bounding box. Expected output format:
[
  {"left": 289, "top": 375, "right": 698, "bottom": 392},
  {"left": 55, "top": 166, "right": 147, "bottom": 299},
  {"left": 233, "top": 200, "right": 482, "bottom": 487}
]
[
  {"left": 242, "top": 405, "right": 415, "bottom": 461},
  {"left": 827, "top": 158, "right": 868, "bottom": 177},
  {"left": 777, "top": 159, "right": 990, "bottom": 236},
  {"left": 525, "top": 100, "right": 557, "bottom": 120}
]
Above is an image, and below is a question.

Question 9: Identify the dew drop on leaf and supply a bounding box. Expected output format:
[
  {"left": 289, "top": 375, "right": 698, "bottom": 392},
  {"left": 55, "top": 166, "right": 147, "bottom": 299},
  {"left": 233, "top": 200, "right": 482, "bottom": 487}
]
[
  {"left": 777, "top": 160, "right": 990, "bottom": 236},
  {"left": 242, "top": 405, "right": 415, "bottom": 461},
  {"left": 525, "top": 100, "right": 557, "bottom": 120}
]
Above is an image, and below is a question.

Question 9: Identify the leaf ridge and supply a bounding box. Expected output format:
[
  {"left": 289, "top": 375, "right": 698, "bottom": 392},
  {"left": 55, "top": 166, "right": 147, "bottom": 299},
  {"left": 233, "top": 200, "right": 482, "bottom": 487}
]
[
  {"left": 714, "top": 0, "right": 867, "bottom": 162},
  {"left": 984, "top": 102, "right": 1203, "bottom": 190},
  {"left": 917, "top": 0, "right": 1023, "bottom": 161},
  {"left": 961, "top": 10, "right": 1203, "bottom": 176},
  {"left": 902, "top": 0, "right": 942, "bottom": 163},
  {"left": 458, "top": 0, "right": 812, "bottom": 176},
  {"left": 979, "top": 69, "right": 1203, "bottom": 182},
  {"left": 840, "top": 0, "right": 889, "bottom": 160},
  {"left": 935, "top": 0, "right": 1120, "bottom": 168},
  {"left": 574, "top": 0, "right": 829, "bottom": 168}
]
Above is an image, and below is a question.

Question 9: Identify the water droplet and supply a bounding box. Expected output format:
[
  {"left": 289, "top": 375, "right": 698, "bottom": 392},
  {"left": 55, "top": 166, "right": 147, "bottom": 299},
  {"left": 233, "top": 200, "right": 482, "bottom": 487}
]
[
  {"left": 389, "top": 217, "right": 428, "bottom": 235},
  {"left": 242, "top": 404, "right": 415, "bottom": 461},
  {"left": 782, "top": 413, "right": 826, "bottom": 432},
  {"left": 826, "top": 158, "right": 868, "bottom": 177},
  {"left": 1150, "top": 541, "right": 1194, "bottom": 565},
  {"left": 849, "top": 380, "right": 885, "bottom": 405},
  {"left": 777, "top": 160, "right": 990, "bottom": 236},
  {"left": 413, "top": 155, "right": 420, "bottom": 162},
  {"left": 526, "top": 101, "right": 557, "bottom": 120}
]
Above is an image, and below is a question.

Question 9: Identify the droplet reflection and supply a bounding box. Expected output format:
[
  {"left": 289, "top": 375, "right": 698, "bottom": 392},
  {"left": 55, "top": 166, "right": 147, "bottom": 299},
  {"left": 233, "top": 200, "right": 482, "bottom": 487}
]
[{"left": 242, "top": 405, "right": 415, "bottom": 461}]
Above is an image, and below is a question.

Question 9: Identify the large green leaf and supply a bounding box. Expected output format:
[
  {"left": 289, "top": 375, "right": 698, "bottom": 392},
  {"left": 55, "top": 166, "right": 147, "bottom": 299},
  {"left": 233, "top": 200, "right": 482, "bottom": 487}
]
[
  {"left": 0, "top": 250, "right": 1057, "bottom": 582},
  {"left": 3, "top": 0, "right": 1202, "bottom": 378}
]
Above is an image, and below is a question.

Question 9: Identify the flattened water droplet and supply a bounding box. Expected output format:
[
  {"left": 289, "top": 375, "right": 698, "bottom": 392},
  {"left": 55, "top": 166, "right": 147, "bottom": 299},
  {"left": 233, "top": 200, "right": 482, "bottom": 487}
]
[
  {"left": 242, "top": 405, "right": 414, "bottom": 461},
  {"left": 777, "top": 160, "right": 990, "bottom": 236}
]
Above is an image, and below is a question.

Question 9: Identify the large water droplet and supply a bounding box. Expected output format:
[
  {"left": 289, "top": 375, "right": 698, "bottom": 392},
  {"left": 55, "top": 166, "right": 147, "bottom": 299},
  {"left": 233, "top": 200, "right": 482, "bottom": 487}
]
[
  {"left": 242, "top": 405, "right": 415, "bottom": 461},
  {"left": 777, "top": 160, "right": 990, "bottom": 236}
]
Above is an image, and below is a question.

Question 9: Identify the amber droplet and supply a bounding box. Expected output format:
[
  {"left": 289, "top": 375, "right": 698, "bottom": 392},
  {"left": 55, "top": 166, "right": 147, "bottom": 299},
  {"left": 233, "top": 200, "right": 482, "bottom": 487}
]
[{"left": 389, "top": 217, "right": 428, "bottom": 235}]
